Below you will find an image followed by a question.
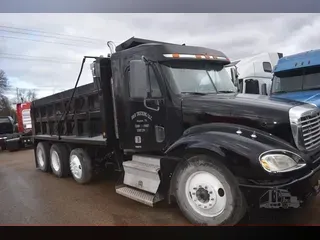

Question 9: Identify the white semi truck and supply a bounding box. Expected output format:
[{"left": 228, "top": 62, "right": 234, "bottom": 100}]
[{"left": 225, "top": 52, "right": 283, "bottom": 95}]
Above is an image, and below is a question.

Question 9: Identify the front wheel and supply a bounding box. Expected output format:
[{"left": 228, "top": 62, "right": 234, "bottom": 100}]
[{"left": 172, "top": 154, "right": 247, "bottom": 225}]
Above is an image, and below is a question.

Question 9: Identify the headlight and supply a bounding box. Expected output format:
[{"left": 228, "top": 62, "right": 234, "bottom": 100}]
[{"left": 259, "top": 150, "right": 306, "bottom": 173}]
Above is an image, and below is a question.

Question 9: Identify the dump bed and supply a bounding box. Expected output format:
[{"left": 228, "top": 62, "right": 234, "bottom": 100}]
[{"left": 31, "top": 82, "right": 107, "bottom": 145}]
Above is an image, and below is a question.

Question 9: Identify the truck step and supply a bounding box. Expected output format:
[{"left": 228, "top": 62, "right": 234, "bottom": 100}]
[
  {"left": 121, "top": 155, "right": 162, "bottom": 194},
  {"left": 132, "top": 154, "right": 161, "bottom": 167},
  {"left": 123, "top": 160, "right": 160, "bottom": 173},
  {"left": 116, "top": 186, "right": 163, "bottom": 207}
]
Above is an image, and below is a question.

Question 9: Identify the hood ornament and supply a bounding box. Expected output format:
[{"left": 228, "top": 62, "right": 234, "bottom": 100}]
[{"left": 236, "top": 129, "right": 242, "bottom": 135}]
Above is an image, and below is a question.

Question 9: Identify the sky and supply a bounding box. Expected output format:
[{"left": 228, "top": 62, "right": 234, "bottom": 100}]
[{"left": 0, "top": 13, "right": 319, "bottom": 100}]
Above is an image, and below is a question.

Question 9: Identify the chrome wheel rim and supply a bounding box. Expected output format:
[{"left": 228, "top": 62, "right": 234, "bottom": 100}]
[
  {"left": 37, "top": 148, "right": 45, "bottom": 167},
  {"left": 70, "top": 155, "right": 82, "bottom": 180},
  {"left": 51, "top": 150, "right": 60, "bottom": 172},
  {"left": 185, "top": 171, "right": 227, "bottom": 217}
]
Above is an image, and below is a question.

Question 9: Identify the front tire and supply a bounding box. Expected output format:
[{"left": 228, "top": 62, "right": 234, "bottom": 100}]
[{"left": 172, "top": 154, "right": 247, "bottom": 225}]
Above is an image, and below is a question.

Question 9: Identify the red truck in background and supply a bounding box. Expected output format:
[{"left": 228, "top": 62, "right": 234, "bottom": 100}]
[
  {"left": 17, "top": 102, "right": 32, "bottom": 133},
  {"left": 5, "top": 102, "right": 33, "bottom": 151}
]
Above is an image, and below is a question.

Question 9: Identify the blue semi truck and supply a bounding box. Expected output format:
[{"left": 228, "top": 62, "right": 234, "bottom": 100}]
[{"left": 270, "top": 49, "right": 320, "bottom": 107}]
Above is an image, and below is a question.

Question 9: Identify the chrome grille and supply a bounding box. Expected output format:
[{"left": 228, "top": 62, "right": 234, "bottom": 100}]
[{"left": 301, "top": 112, "right": 320, "bottom": 150}]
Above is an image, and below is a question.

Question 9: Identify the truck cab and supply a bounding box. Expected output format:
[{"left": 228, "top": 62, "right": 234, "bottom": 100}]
[
  {"left": 109, "top": 41, "right": 237, "bottom": 152},
  {"left": 0, "top": 116, "right": 16, "bottom": 150},
  {"left": 5, "top": 102, "right": 33, "bottom": 151},
  {"left": 225, "top": 52, "right": 282, "bottom": 95},
  {"left": 270, "top": 49, "right": 320, "bottom": 107}
]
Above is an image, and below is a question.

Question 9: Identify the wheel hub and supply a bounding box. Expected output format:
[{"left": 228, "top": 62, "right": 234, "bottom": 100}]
[
  {"left": 191, "top": 184, "right": 217, "bottom": 209},
  {"left": 185, "top": 171, "right": 227, "bottom": 217},
  {"left": 70, "top": 155, "right": 82, "bottom": 180},
  {"left": 51, "top": 151, "right": 60, "bottom": 172}
]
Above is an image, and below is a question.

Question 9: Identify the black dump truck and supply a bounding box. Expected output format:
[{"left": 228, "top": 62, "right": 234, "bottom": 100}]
[{"left": 30, "top": 38, "right": 320, "bottom": 225}]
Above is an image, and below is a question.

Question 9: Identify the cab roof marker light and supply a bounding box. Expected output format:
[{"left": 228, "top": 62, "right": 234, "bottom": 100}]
[
  {"left": 163, "top": 54, "right": 196, "bottom": 59},
  {"left": 163, "top": 54, "right": 229, "bottom": 61}
]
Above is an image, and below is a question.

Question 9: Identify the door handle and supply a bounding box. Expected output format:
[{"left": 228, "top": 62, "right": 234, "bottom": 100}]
[{"left": 144, "top": 98, "right": 160, "bottom": 112}]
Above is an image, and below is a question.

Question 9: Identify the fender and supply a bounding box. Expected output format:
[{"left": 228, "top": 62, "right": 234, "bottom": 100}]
[{"left": 164, "top": 123, "right": 307, "bottom": 181}]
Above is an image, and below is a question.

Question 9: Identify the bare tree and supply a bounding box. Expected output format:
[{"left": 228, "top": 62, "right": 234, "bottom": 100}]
[
  {"left": 0, "top": 95, "right": 16, "bottom": 118},
  {"left": 0, "top": 69, "right": 10, "bottom": 112},
  {"left": 0, "top": 69, "right": 9, "bottom": 95},
  {"left": 14, "top": 89, "right": 37, "bottom": 104}
]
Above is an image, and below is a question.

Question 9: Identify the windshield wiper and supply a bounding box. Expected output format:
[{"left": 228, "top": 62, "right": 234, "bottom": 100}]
[
  {"left": 217, "top": 90, "right": 235, "bottom": 93},
  {"left": 181, "top": 92, "right": 207, "bottom": 95}
]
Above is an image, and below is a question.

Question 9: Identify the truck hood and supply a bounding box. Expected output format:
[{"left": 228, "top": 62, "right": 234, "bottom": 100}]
[
  {"left": 181, "top": 93, "right": 305, "bottom": 133},
  {"left": 182, "top": 93, "right": 304, "bottom": 113},
  {"left": 271, "top": 90, "right": 320, "bottom": 108}
]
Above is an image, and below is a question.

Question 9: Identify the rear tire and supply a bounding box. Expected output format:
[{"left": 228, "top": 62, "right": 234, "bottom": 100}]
[
  {"left": 172, "top": 154, "right": 247, "bottom": 225},
  {"left": 36, "top": 142, "right": 51, "bottom": 172},
  {"left": 69, "top": 148, "right": 93, "bottom": 184},
  {"left": 50, "top": 143, "right": 70, "bottom": 178}
]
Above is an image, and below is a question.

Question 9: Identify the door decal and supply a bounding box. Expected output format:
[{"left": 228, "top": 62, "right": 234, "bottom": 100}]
[{"left": 131, "top": 111, "right": 153, "bottom": 148}]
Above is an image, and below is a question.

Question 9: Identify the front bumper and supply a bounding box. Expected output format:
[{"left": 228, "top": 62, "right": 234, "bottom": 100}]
[{"left": 240, "top": 164, "right": 320, "bottom": 209}]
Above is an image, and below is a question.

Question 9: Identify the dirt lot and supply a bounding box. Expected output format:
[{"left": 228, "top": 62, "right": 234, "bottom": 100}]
[{"left": 0, "top": 149, "right": 320, "bottom": 225}]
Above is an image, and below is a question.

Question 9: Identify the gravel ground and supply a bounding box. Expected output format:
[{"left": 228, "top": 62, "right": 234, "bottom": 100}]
[{"left": 0, "top": 149, "right": 319, "bottom": 225}]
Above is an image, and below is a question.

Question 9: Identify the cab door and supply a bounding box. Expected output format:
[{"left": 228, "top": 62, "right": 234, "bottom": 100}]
[{"left": 123, "top": 61, "right": 167, "bottom": 152}]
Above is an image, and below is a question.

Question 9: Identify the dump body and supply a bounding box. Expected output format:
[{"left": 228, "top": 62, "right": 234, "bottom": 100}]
[{"left": 31, "top": 82, "right": 108, "bottom": 146}]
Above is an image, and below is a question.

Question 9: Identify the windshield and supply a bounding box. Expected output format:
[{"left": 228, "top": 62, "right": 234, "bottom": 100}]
[
  {"left": 160, "top": 61, "right": 236, "bottom": 94},
  {"left": 271, "top": 71, "right": 320, "bottom": 94}
]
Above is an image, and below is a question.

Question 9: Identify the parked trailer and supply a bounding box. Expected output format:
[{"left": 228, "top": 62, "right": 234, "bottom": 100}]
[
  {"left": 5, "top": 102, "right": 33, "bottom": 151},
  {"left": 31, "top": 37, "right": 320, "bottom": 225}
]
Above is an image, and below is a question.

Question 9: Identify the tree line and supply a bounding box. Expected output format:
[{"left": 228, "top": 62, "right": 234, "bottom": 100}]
[{"left": 0, "top": 69, "right": 37, "bottom": 119}]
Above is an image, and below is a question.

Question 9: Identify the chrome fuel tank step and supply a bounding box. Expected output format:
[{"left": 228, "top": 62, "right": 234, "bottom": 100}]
[{"left": 116, "top": 154, "right": 164, "bottom": 206}]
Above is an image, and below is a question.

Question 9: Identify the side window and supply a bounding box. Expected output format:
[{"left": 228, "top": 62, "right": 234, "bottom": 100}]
[
  {"left": 128, "top": 65, "right": 162, "bottom": 98},
  {"left": 127, "top": 68, "right": 146, "bottom": 98},
  {"left": 245, "top": 79, "right": 260, "bottom": 94},
  {"left": 263, "top": 62, "right": 272, "bottom": 73},
  {"left": 149, "top": 66, "right": 162, "bottom": 98}
]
